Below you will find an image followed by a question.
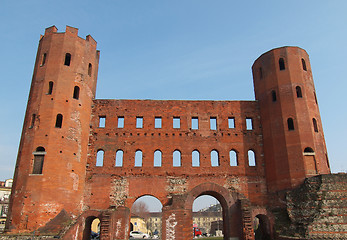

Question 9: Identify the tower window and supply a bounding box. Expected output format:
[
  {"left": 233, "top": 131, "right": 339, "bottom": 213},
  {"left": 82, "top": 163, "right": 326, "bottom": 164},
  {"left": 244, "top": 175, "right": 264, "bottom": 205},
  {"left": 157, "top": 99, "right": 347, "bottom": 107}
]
[
  {"left": 115, "top": 150, "right": 123, "bottom": 167},
  {"left": 136, "top": 117, "right": 143, "bottom": 128},
  {"left": 279, "top": 58, "right": 285, "bottom": 70},
  {"left": 30, "top": 114, "right": 36, "bottom": 128},
  {"left": 64, "top": 53, "right": 71, "bottom": 66},
  {"left": 313, "top": 118, "right": 318, "bottom": 132},
  {"left": 259, "top": 67, "right": 263, "bottom": 79},
  {"left": 246, "top": 118, "right": 253, "bottom": 130},
  {"left": 73, "top": 86, "right": 80, "bottom": 100},
  {"left": 155, "top": 117, "right": 162, "bottom": 129},
  {"left": 48, "top": 81, "right": 54, "bottom": 95},
  {"left": 135, "top": 150, "right": 143, "bottom": 167},
  {"left": 96, "top": 150, "right": 104, "bottom": 167},
  {"left": 304, "top": 147, "right": 314, "bottom": 155},
  {"left": 248, "top": 150, "right": 256, "bottom": 166},
  {"left": 173, "top": 117, "right": 180, "bottom": 129},
  {"left": 210, "top": 117, "right": 217, "bottom": 130},
  {"left": 287, "top": 118, "right": 294, "bottom": 131},
  {"left": 32, "top": 147, "right": 46, "bottom": 174},
  {"left": 228, "top": 117, "right": 235, "bottom": 128},
  {"left": 192, "top": 117, "right": 198, "bottom": 130},
  {"left": 173, "top": 150, "right": 181, "bottom": 167},
  {"left": 88, "top": 63, "right": 92, "bottom": 76},
  {"left": 154, "top": 150, "right": 162, "bottom": 167},
  {"left": 271, "top": 90, "right": 277, "bottom": 102},
  {"left": 230, "top": 150, "right": 238, "bottom": 166},
  {"left": 211, "top": 150, "right": 219, "bottom": 167},
  {"left": 99, "top": 116, "right": 106, "bottom": 128},
  {"left": 55, "top": 114, "right": 63, "bottom": 128},
  {"left": 41, "top": 53, "right": 47, "bottom": 66},
  {"left": 296, "top": 86, "right": 303, "bottom": 98},
  {"left": 192, "top": 150, "right": 200, "bottom": 167},
  {"left": 301, "top": 58, "right": 307, "bottom": 71},
  {"left": 117, "top": 116, "right": 124, "bottom": 128}
]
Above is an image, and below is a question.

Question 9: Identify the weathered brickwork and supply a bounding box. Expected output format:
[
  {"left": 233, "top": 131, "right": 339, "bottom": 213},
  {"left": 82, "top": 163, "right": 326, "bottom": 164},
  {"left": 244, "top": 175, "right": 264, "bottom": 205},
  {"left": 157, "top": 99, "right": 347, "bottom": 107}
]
[{"left": 2, "top": 26, "right": 342, "bottom": 240}]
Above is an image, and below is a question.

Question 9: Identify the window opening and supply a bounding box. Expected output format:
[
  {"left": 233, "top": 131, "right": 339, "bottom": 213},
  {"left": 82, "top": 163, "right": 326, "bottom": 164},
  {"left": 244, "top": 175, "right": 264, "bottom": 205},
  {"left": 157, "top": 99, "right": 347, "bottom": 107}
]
[
  {"left": 155, "top": 117, "right": 162, "bottom": 129},
  {"left": 48, "top": 81, "right": 53, "bottom": 95},
  {"left": 192, "top": 117, "right": 198, "bottom": 130},
  {"left": 259, "top": 67, "right": 263, "bottom": 79},
  {"left": 154, "top": 150, "right": 162, "bottom": 167},
  {"left": 41, "top": 53, "right": 47, "bottom": 66},
  {"left": 115, "top": 150, "right": 123, "bottom": 167},
  {"left": 248, "top": 150, "right": 256, "bottom": 166},
  {"left": 314, "top": 92, "right": 318, "bottom": 104},
  {"left": 211, "top": 150, "right": 219, "bottom": 167},
  {"left": 99, "top": 116, "right": 106, "bottom": 128},
  {"left": 135, "top": 150, "right": 142, "bottom": 167},
  {"left": 210, "top": 117, "right": 217, "bottom": 130},
  {"left": 32, "top": 147, "right": 46, "bottom": 174},
  {"left": 271, "top": 90, "right": 277, "bottom": 102},
  {"left": 301, "top": 58, "right": 307, "bottom": 71},
  {"left": 296, "top": 86, "right": 303, "bottom": 98},
  {"left": 55, "top": 114, "right": 63, "bottom": 128},
  {"left": 117, "top": 116, "right": 124, "bottom": 128},
  {"left": 304, "top": 147, "right": 314, "bottom": 154},
  {"left": 173, "top": 150, "right": 181, "bottom": 167},
  {"left": 246, "top": 118, "right": 253, "bottom": 130},
  {"left": 279, "top": 58, "right": 285, "bottom": 70},
  {"left": 73, "top": 86, "right": 80, "bottom": 100},
  {"left": 228, "top": 117, "right": 235, "bottom": 128},
  {"left": 88, "top": 63, "right": 92, "bottom": 76},
  {"left": 173, "top": 117, "right": 180, "bottom": 129},
  {"left": 64, "top": 53, "right": 71, "bottom": 66},
  {"left": 313, "top": 118, "right": 318, "bottom": 132},
  {"left": 287, "top": 118, "right": 294, "bottom": 131},
  {"left": 96, "top": 150, "right": 104, "bottom": 167},
  {"left": 192, "top": 150, "right": 200, "bottom": 167},
  {"left": 30, "top": 114, "right": 36, "bottom": 128},
  {"left": 136, "top": 117, "right": 143, "bottom": 128},
  {"left": 230, "top": 150, "right": 238, "bottom": 166}
]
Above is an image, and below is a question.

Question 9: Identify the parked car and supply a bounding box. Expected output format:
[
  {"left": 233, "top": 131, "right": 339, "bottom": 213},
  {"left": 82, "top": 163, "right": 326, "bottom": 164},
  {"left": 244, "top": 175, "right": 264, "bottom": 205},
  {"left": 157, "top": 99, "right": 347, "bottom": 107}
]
[{"left": 129, "top": 231, "right": 149, "bottom": 239}]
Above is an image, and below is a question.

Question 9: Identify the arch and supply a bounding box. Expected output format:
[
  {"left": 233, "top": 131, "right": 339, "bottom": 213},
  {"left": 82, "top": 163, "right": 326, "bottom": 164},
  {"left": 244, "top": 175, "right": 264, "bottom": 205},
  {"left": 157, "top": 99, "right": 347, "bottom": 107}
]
[
  {"left": 313, "top": 118, "right": 318, "bottom": 132},
  {"left": 135, "top": 150, "right": 142, "bottom": 167},
  {"left": 55, "top": 114, "right": 63, "bottom": 128},
  {"left": 48, "top": 81, "right": 53, "bottom": 95},
  {"left": 254, "top": 214, "right": 272, "bottom": 240},
  {"left": 115, "top": 150, "right": 123, "bottom": 167},
  {"left": 287, "top": 118, "right": 294, "bottom": 131},
  {"left": 96, "top": 150, "right": 104, "bottom": 167},
  {"left": 271, "top": 90, "right": 277, "bottom": 102},
  {"left": 230, "top": 150, "right": 238, "bottom": 166},
  {"left": 211, "top": 150, "right": 219, "bottom": 166},
  {"left": 192, "top": 150, "right": 200, "bottom": 167},
  {"left": 301, "top": 58, "right": 307, "bottom": 71},
  {"left": 173, "top": 150, "right": 181, "bottom": 167},
  {"left": 88, "top": 63, "right": 92, "bottom": 76},
  {"left": 32, "top": 146, "right": 46, "bottom": 174},
  {"left": 64, "top": 53, "right": 71, "bottom": 66},
  {"left": 296, "top": 86, "right": 303, "bottom": 98},
  {"left": 304, "top": 147, "right": 314, "bottom": 154},
  {"left": 154, "top": 150, "right": 162, "bottom": 167},
  {"left": 73, "top": 86, "right": 80, "bottom": 100},
  {"left": 248, "top": 150, "right": 256, "bottom": 166},
  {"left": 279, "top": 58, "right": 285, "bottom": 70}
]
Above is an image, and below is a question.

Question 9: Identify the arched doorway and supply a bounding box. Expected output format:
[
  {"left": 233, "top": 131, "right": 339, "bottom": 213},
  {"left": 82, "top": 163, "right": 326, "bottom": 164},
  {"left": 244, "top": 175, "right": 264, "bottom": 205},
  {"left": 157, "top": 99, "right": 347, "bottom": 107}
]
[
  {"left": 82, "top": 216, "right": 100, "bottom": 240},
  {"left": 254, "top": 214, "right": 271, "bottom": 240}
]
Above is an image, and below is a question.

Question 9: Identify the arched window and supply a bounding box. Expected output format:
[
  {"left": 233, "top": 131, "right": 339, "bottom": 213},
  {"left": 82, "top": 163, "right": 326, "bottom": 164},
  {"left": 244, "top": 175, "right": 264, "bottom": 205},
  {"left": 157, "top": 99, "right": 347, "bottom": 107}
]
[
  {"left": 304, "top": 147, "right": 314, "bottom": 154},
  {"left": 173, "top": 150, "right": 181, "bottom": 167},
  {"left": 287, "top": 118, "right": 294, "bottom": 131},
  {"left": 41, "top": 53, "right": 47, "bottom": 66},
  {"left": 55, "top": 114, "right": 63, "bottom": 128},
  {"left": 301, "top": 58, "right": 307, "bottom": 71},
  {"left": 115, "top": 150, "right": 123, "bottom": 167},
  {"left": 135, "top": 150, "right": 142, "bottom": 167},
  {"left": 271, "top": 90, "right": 277, "bottom": 102},
  {"left": 296, "top": 86, "right": 302, "bottom": 98},
  {"left": 88, "top": 63, "right": 92, "bottom": 76},
  {"left": 32, "top": 146, "right": 46, "bottom": 174},
  {"left": 279, "top": 58, "right": 285, "bottom": 70},
  {"left": 312, "top": 118, "right": 318, "bottom": 132},
  {"left": 154, "top": 150, "right": 162, "bottom": 167},
  {"left": 248, "top": 150, "right": 256, "bottom": 166},
  {"left": 96, "top": 150, "right": 104, "bottom": 167},
  {"left": 211, "top": 150, "right": 219, "bottom": 167},
  {"left": 48, "top": 81, "right": 54, "bottom": 95},
  {"left": 64, "top": 53, "right": 71, "bottom": 66},
  {"left": 230, "top": 150, "right": 238, "bottom": 166},
  {"left": 192, "top": 150, "right": 200, "bottom": 167},
  {"left": 73, "top": 86, "right": 80, "bottom": 100}
]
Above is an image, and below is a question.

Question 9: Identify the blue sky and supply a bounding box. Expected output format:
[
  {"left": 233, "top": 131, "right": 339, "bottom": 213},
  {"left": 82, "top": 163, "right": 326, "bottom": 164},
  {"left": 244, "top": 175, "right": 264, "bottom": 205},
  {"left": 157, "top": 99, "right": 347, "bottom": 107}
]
[{"left": 1, "top": 1, "right": 346, "bottom": 210}]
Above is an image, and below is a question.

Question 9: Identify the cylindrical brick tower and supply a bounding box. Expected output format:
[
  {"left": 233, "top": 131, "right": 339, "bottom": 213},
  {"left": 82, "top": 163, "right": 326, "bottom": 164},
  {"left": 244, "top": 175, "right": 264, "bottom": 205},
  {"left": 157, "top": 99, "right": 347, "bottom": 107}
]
[
  {"left": 252, "top": 47, "right": 330, "bottom": 192},
  {"left": 6, "top": 26, "right": 99, "bottom": 232}
]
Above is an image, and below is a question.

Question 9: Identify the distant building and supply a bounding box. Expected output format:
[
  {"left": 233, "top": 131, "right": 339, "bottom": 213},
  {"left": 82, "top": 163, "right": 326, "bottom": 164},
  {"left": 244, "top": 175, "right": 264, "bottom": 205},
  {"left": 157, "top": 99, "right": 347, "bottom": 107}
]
[
  {"left": 0, "top": 179, "right": 12, "bottom": 232},
  {"left": 147, "top": 212, "right": 162, "bottom": 236},
  {"left": 130, "top": 214, "right": 147, "bottom": 234}
]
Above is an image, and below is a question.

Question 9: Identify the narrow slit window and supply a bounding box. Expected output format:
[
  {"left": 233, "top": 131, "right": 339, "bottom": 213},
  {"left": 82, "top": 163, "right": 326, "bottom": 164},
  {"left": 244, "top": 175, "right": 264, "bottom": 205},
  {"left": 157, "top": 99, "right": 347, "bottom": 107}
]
[
  {"left": 192, "top": 117, "right": 198, "bottom": 130},
  {"left": 48, "top": 81, "right": 54, "bottom": 95},
  {"left": 136, "top": 117, "right": 143, "bottom": 128},
  {"left": 41, "top": 53, "right": 47, "bottom": 66},
  {"left": 211, "top": 150, "right": 219, "bottom": 167},
  {"left": 230, "top": 150, "right": 238, "bottom": 166},
  {"left": 32, "top": 147, "right": 46, "bottom": 174},
  {"left": 88, "top": 63, "right": 92, "bottom": 76},
  {"left": 73, "top": 86, "right": 80, "bottom": 100},
  {"left": 99, "top": 116, "right": 106, "bottom": 128},
  {"left": 246, "top": 118, "right": 253, "bottom": 130},
  {"left": 301, "top": 58, "right": 307, "bottom": 71},
  {"left": 287, "top": 118, "right": 294, "bottom": 131},
  {"left": 313, "top": 118, "right": 318, "bottom": 132},
  {"left": 210, "top": 117, "right": 217, "bottom": 130},
  {"left": 135, "top": 150, "right": 142, "bottom": 167},
  {"left": 64, "top": 53, "right": 71, "bottom": 66},
  {"left": 30, "top": 114, "right": 36, "bottom": 128},
  {"left": 248, "top": 150, "right": 256, "bottom": 166},
  {"left": 271, "top": 90, "right": 277, "bottom": 102},
  {"left": 228, "top": 117, "right": 235, "bottom": 129},
  {"left": 279, "top": 58, "right": 285, "bottom": 70},
  {"left": 173, "top": 150, "right": 181, "bottom": 167},
  {"left": 154, "top": 150, "right": 162, "bottom": 167},
  {"left": 117, "top": 117, "right": 124, "bottom": 128},
  {"left": 55, "top": 114, "right": 63, "bottom": 128},
  {"left": 115, "top": 150, "right": 123, "bottom": 167},
  {"left": 259, "top": 67, "right": 263, "bottom": 79},
  {"left": 314, "top": 92, "right": 318, "bottom": 104},
  {"left": 296, "top": 86, "right": 303, "bottom": 98},
  {"left": 192, "top": 150, "right": 200, "bottom": 167},
  {"left": 155, "top": 117, "right": 162, "bottom": 129},
  {"left": 96, "top": 150, "right": 104, "bottom": 167},
  {"left": 173, "top": 117, "right": 180, "bottom": 129}
]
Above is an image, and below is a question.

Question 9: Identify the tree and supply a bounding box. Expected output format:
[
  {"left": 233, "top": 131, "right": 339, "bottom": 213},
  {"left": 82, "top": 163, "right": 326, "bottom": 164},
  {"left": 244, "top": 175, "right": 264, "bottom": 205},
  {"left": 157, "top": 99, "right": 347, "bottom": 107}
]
[{"left": 131, "top": 201, "right": 150, "bottom": 220}]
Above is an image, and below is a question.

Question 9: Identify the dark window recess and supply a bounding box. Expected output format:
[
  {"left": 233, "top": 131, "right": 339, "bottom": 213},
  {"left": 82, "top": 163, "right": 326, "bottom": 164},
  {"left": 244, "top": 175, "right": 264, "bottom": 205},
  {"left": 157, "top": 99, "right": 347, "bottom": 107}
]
[
  {"left": 64, "top": 53, "right": 71, "bottom": 66},
  {"left": 55, "top": 114, "right": 63, "bottom": 128},
  {"left": 30, "top": 114, "right": 36, "bottom": 128},
  {"left": 259, "top": 67, "right": 263, "bottom": 79},
  {"left": 313, "top": 118, "right": 319, "bottom": 132},
  {"left": 73, "top": 86, "right": 80, "bottom": 99},
  {"left": 302, "top": 58, "right": 307, "bottom": 71},
  {"left": 32, "top": 147, "right": 45, "bottom": 174},
  {"left": 88, "top": 63, "right": 92, "bottom": 76},
  {"left": 314, "top": 92, "right": 318, "bottom": 104},
  {"left": 304, "top": 147, "right": 314, "bottom": 153},
  {"left": 287, "top": 118, "right": 294, "bottom": 131},
  {"left": 271, "top": 90, "right": 277, "bottom": 102},
  {"left": 296, "top": 86, "right": 303, "bottom": 98},
  {"left": 279, "top": 58, "right": 285, "bottom": 70},
  {"left": 48, "top": 81, "right": 54, "bottom": 95},
  {"left": 41, "top": 53, "right": 47, "bottom": 66}
]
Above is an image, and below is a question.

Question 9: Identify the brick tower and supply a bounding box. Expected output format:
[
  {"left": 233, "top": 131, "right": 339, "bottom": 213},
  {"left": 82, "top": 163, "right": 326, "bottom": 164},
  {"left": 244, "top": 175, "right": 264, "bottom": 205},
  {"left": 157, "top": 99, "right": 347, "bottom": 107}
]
[
  {"left": 6, "top": 26, "right": 99, "bottom": 232},
  {"left": 252, "top": 47, "right": 330, "bottom": 192}
]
